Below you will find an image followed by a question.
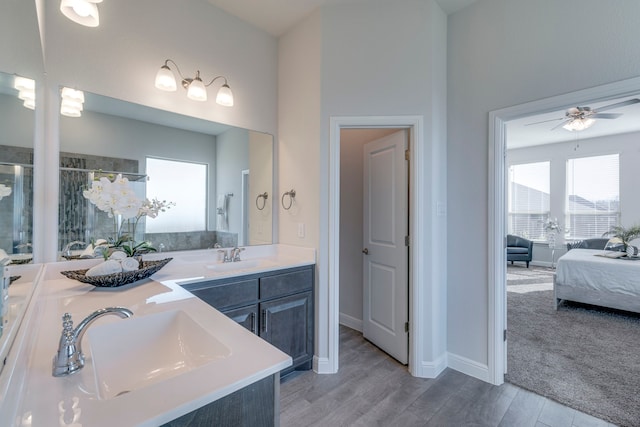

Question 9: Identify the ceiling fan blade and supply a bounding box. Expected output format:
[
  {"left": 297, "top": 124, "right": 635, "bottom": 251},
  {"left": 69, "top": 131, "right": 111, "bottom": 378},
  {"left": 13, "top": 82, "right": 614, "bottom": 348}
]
[
  {"left": 595, "top": 98, "right": 640, "bottom": 112},
  {"left": 590, "top": 113, "right": 622, "bottom": 119},
  {"left": 525, "top": 117, "right": 564, "bottom": 126},
  {"left": 551, "top": 120, "right": 570, "bottom": 131}
]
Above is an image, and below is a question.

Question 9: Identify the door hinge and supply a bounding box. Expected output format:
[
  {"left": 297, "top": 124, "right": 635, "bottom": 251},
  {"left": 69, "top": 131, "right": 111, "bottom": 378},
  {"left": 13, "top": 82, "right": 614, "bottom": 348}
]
[
  {"left": 504, "top": 329, "right": 507, "bottom": 341},
  {"left": 405, "top": 149, "right": 410, "bottom": 161},
  {"left": 405, "top": 235, "right": 410, "bottom": 246},
  {"left": 405, "top": 322, "right": 409, "bottom": 333}
]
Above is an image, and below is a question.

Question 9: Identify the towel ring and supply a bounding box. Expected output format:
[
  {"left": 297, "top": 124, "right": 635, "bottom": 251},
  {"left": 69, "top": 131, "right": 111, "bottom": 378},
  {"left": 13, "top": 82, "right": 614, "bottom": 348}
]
[
  {"left": 256, "top": 192, "right": 268, "bottom": 210},
  {"left": 281, "top": 189, "right": 296, "bottom": 210}
]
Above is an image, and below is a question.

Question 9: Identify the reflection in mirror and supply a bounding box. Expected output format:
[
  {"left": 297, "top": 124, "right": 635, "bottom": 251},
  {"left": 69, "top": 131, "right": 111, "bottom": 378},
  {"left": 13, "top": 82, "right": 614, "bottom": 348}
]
[
  {"left": 58, "top": 91, "right": 273, "bottom": 257},
  {"left": 0, "top": 71, "right": 35, "bottom": 264}
]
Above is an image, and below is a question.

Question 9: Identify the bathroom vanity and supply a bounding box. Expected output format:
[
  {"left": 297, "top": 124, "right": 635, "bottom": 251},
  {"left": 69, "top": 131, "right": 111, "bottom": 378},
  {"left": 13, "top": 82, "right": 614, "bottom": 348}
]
[{"left": 0, "top": 245, "right": 315, "bottom": 427}]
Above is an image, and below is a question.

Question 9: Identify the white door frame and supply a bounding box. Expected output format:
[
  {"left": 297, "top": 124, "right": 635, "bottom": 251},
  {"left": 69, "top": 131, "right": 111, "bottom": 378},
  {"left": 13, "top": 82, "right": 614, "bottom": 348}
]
[
  {"left": 329, "top": 115, "right": 426, "bottom": 377},
  {"left": 488, "top": 76, "right": 640, "bottom": 385}
]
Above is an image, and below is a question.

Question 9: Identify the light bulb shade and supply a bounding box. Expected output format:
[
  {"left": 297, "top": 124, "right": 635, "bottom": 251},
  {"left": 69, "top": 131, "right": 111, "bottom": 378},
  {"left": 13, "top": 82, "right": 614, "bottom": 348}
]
[
  {"left": 18, "top": 90, "right": 35, "bottom": 102},
  {"left": 61, "top": 98, "right": 84, "bottom": 112},
  {"left": 60, "top": 0, "right": 101, "bottom": 27},
  {"left": 23, "top": 99, "right": 35, "bottom": 110},
  {"left": 14, "top": 76, "right": 35, "bottom": 91},
  {"left": 61, "top": 87, "right": 85, "bottom": 103},
  {"left": 155, "top": 65, "right": 177, "bottom": 91},
  {"left": 216, "top": 84, "right": 234, "bottom": 107},
  {"left": 563, "top": 117, "right": 595, "bottom": 132},
  {"left": 187, "top": 78, "right": 207, "bottom": 101},
  {"left": 60, "top": 104, "right": 82, "bottom": 117}
]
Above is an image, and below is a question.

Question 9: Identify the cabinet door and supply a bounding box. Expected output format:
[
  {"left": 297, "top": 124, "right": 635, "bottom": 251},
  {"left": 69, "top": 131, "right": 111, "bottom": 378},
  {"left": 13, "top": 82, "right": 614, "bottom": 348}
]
[
  {"left": 259, "top": 292, "right": 313, "bottom": 368},
  {"left": 223, "top": 305, "right": 259, "bottom": 334}
]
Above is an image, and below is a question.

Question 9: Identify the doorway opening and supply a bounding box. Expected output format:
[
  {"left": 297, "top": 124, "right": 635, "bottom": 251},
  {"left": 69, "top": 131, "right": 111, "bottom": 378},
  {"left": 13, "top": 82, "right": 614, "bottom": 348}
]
[
  {"left": 489, "top": 76, "right": 640, "bottom": 385},
  {"left": 328, "top": 115, "right": 434, "bottom": 378},
  {"left": 339, "top": 128, "right": 409, "bottom": 364}
]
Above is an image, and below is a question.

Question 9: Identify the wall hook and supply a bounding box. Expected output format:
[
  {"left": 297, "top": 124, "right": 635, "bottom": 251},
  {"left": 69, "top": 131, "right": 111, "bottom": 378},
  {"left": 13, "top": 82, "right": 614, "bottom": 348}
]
[
  {"left": 281, "top": 189, "right": 296, "bottom": 210},
  {"left": 255, "top": 192, "right": 268, "bottom": 210}
]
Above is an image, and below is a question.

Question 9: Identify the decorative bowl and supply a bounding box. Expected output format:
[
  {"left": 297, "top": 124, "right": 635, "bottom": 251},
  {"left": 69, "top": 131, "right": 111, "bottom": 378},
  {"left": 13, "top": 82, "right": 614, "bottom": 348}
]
[{"left": 60, "top": 258, "right": 173, "bottom": 288}]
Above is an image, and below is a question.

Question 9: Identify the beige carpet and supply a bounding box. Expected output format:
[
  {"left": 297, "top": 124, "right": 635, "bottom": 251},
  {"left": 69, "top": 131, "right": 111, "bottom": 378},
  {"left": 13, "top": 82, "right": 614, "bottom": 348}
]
[{"left": 506, "top": 265, "right": 640, "bottom": 426}]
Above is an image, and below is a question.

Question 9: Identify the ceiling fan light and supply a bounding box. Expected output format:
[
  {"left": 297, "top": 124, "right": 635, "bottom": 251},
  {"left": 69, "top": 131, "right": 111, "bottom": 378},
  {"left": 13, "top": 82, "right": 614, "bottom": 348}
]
[
  {"left": 215, "top": 84, "right": 234, "bottom": 107},
  {"left": 187, "top": 76, "right": 207, "bottom": 102},
  {"left": 155, "top": 65, "right": 177, "bottom": 91},
  {"left": 563, "top": 117, "right": 595, "bottom": 132},
  {"left": 60, "top": 0, "right": 100, "bottom": 27}
]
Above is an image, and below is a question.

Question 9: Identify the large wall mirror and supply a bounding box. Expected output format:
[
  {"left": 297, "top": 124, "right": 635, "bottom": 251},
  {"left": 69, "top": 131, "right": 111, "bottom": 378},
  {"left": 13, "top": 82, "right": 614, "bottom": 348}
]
[
  {"left": 58, "top": 90, "right": 273, "bottom": 255},
  {"left": 0, "top": 70, "right": 35, "bottom": 263}
]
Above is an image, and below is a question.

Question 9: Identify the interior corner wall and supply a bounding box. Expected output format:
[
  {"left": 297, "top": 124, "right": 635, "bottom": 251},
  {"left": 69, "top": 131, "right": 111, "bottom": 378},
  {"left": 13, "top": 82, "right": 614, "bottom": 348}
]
[
  {"left": 447, "top": 0, "right": 640, "bottom": 374},
  {"left": 318, "top": 0, "right": 448, "bottom": 373}
]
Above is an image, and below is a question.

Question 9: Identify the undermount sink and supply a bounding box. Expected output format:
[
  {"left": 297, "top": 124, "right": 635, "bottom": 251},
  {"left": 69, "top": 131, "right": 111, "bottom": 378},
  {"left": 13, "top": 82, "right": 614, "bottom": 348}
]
[
  {"left": 86, "top": 310, "right": 231, "bottom": 400},
  {"left": 206, "top": 259, "right": 273, "bottom": 272}
]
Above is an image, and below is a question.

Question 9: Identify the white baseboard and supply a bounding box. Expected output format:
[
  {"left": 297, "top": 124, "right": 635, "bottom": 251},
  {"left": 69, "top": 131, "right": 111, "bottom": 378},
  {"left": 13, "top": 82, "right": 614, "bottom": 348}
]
[
  {"left": 313, "top": 356, "right": 335, "bottom": 374},
  {"left": 447, "top": 352, "right": 490, "bottom": 383},
  {"left": 339, "top": 312, "right": 363, "bottom": 332},
  {"left": 412, "top": 353, "right": 447, "bottom": 378}
]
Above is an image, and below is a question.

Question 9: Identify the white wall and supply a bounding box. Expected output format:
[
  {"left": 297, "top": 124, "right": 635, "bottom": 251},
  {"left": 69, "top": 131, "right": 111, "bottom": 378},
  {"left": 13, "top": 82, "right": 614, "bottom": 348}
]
[
  {"left": 0, "top": 0, "right": 43, "bottom": 79},
  {"left": 280, "top": 0, "right": 448, "bottom": 374},
  {"left": 447, "top": 0, "right": 640, "bottom": 375}
]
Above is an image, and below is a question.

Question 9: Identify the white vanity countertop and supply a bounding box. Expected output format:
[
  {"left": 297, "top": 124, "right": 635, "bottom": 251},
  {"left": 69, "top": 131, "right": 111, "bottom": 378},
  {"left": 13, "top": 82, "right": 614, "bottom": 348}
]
[{"left": 1, "top": 244, "right": 316, "bottom": 427}]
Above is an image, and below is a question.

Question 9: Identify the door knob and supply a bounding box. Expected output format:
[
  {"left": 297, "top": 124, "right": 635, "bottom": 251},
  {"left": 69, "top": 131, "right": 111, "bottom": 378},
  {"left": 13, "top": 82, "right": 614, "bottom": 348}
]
[{"left": 362, "top": 248, "right": 369, "bottom": 255}]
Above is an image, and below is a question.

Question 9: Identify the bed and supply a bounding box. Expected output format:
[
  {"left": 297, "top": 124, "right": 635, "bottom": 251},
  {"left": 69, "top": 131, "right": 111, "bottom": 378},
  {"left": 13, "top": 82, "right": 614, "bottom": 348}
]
[{"left": 554, "top": 248, "right": 640, "bottom": 314}]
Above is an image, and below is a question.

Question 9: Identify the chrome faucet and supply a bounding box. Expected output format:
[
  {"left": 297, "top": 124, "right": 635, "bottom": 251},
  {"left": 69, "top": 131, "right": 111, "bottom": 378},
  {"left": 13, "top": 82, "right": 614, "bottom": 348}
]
[
  {"left": 62, "top": 240, "right": 86, "bottom": 257},
  {"left": 230, "top": 247, "right": 245, "bottom": 262},
  {"left": 52, "top": 307, "right": 133, "bottom": 377},
  {"left": 218, "top": 248, "right": 232, "bottom": 263}
]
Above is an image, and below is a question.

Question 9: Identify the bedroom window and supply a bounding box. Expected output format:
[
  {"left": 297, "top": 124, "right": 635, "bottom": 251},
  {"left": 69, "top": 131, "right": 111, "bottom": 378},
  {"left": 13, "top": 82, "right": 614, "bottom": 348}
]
[
  {"left": 145, "top": 157, "right": 207, "bottom": 233},
  {"left": 508, "top": 161, "right": 550, "bottom": 241},
  {"left": 566, "top": 154, "right": 620, "bottom": 240}
]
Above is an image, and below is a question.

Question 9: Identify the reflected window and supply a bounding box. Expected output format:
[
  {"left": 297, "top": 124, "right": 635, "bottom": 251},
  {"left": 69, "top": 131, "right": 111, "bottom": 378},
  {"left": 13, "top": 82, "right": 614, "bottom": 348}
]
[{"left": 145, "top": 158, "right": 207, "bottom": 233}]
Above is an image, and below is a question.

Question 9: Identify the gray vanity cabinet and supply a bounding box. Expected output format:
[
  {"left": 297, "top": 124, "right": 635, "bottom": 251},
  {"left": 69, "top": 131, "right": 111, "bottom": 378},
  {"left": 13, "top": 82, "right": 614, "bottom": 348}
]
[{"left": 183, "top": 265, "right": 314, "bottom": 374}]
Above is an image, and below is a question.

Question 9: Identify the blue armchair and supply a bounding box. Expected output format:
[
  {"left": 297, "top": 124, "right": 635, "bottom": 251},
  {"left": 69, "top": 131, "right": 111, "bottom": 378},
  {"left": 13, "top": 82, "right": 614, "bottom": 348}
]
[{"left": 507, "top": 234, "right": 533, "bottom": 268}]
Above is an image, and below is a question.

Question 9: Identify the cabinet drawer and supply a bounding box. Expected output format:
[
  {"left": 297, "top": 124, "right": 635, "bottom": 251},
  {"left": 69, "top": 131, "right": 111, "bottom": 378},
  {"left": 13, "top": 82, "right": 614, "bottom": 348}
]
[
  {"left": 260, "top": 268, "right": 312, "bottom": 300},
  {"left": 189, "top": 278, "right": 258, "bottom": 310}
]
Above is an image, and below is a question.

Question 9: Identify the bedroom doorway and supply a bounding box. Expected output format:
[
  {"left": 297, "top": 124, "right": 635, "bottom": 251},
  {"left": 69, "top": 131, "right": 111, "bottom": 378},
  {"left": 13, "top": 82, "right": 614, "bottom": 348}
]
[{"left": 489, "top": 75, "right": 640, "bottom": 383}]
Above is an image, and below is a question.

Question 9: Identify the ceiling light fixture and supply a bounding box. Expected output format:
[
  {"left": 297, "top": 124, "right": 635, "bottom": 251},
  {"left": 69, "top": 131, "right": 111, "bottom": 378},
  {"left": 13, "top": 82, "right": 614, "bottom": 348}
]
[
  {"left": 60, "top": 0, "right": 102, "bottom": 27},
  {"left": 154, "top": 59, "right": 234, "bottom": 107},
  {"left": 60, "top": 87, "right": 85, "bottom": 117},
  {"left": 562, "top": 117, "right": 595, "bottom": 132},
  {"left": 14, "top": 76, "right": 36, "bottom": 110}
]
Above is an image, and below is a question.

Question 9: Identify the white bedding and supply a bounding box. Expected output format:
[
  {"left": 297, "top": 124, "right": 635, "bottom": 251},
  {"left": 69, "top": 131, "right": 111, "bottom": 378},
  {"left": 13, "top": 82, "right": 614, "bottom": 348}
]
[{"left": 555, "top": 248, "right": 640, "bottom": 298}]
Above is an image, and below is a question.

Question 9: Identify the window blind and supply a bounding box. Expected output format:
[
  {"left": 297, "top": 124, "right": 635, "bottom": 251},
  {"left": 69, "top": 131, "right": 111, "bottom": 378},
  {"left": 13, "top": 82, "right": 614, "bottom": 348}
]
[{"left": 508, "top": 161, "right": 550, "bottom": 240}]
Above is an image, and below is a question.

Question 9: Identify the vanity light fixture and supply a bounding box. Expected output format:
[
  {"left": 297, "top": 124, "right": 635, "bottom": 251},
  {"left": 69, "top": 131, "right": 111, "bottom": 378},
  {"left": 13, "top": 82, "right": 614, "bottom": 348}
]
[
  {"left": 60, "top": 0, "right": 102, "bottom": 27},
  {"left": 155, "top": 59, "right": 234, "bottom": 107},
  {"left": 14, "top": 76, "right": 35, "bottom": 110},
  {"left": 562, "top": 117, "right": 595, "bottom": 132},
  {"left": 60, "top": 87, "right": 85, "bottom": 118}
]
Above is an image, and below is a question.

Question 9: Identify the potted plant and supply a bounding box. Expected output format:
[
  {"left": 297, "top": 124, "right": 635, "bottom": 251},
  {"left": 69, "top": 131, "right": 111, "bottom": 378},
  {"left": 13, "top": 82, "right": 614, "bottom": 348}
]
[{"left": 603, "top": 224, "right": 640, "bottom": 253}]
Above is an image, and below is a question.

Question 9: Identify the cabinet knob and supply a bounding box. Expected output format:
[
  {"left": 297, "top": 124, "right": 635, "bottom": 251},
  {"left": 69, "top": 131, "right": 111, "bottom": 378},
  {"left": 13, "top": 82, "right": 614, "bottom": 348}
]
[{"left": 362, "top": 248, "right": 369, "bottom": 255}]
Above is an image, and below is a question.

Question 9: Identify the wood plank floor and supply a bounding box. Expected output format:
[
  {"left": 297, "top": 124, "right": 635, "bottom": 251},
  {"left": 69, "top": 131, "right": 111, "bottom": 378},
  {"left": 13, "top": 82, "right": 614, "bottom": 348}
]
[{"left": 280, "top": 326, "right": 615, "bottom": 427}]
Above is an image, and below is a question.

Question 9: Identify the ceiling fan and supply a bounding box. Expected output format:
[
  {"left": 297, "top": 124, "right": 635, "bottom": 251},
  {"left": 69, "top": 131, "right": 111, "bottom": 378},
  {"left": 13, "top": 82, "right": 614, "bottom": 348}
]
[{"left": 526, "top": 98, "right": 640, "bottom": 131}]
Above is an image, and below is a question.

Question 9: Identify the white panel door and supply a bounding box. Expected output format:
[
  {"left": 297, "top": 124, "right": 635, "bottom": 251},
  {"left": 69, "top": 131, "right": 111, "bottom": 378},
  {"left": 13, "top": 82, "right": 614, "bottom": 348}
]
[{"left": 363, "top": 130, "right": 409, "bottom": 364}]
